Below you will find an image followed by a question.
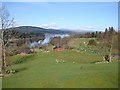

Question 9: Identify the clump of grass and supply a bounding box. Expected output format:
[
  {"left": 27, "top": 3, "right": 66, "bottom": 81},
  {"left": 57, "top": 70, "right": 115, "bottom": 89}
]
[{"left": 13, "top": 57, "right": 27, "bottom": 64}]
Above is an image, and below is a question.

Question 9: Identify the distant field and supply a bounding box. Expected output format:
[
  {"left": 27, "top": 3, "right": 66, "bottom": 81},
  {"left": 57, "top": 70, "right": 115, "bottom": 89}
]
[
  {"left": 68, "top": 38, "right": 93, "bottom": 48},
  {"left": 68, "top": 38, "right": 118, "bottom": 55},
  {"left": 3, "top": 50, "right": 118, "bottom": 88}
]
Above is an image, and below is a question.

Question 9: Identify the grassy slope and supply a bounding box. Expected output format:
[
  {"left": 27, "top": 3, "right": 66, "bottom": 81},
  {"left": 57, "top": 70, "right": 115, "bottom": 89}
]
[{"left": 3, "top": 50, "right": 118, "bottom": 88}]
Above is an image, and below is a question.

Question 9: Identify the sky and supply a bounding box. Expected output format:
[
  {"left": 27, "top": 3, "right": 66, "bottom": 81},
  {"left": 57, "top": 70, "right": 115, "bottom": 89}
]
[{"left": 2, "top": 2, "right": 118, "bottom": 31}]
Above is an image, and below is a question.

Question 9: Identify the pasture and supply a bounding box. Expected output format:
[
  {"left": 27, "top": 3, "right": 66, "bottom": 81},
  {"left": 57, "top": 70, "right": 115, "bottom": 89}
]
[{"left": 2, "top": 50, "right": 118, "bottom": 88}]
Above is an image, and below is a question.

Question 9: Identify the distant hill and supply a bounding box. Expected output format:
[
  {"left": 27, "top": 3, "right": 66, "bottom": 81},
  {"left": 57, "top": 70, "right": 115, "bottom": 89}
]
[
  {"left": 8, "top": 26, "right": 93, "bottom": 35},
  {"left": 8, "top": 26, "right": 74, "bottom": 34}
]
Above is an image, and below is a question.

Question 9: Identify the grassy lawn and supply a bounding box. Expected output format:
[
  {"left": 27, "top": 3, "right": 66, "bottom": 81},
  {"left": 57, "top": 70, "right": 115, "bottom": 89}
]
[{"left": 3, "top": 50, "right": 118, "bottom": 88}]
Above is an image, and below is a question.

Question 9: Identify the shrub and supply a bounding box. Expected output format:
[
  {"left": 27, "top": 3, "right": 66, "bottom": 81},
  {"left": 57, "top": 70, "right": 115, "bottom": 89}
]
[{"left": 87, "top": 39, "right": 97, "bottom": 46}]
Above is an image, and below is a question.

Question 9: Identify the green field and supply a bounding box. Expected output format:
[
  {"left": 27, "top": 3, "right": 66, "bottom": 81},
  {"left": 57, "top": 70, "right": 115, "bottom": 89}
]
[{"left": 3, "top": 50, "right": 118, "bottom": 88}]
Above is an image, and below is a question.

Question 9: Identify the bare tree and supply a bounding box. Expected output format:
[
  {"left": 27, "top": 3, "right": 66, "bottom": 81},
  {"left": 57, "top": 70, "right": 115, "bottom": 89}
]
[
  {"left": 107, "top": 27, "right": 115, "bottom": 63},
  {"left": 99, "top": 27, "right": 116, "bottom": 63},
  {"left": 0, "top": 5, "right": 15, "bottom": 76}
]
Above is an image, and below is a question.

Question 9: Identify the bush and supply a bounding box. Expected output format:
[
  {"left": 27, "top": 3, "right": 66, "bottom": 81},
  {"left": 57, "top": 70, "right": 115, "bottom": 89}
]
[{"left": 87, "top": 39, "right": 97, "bottom": 46}]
